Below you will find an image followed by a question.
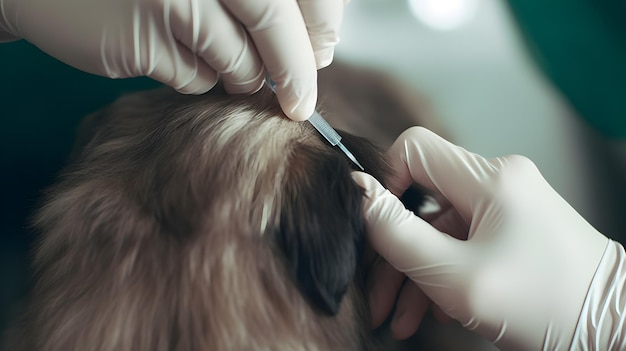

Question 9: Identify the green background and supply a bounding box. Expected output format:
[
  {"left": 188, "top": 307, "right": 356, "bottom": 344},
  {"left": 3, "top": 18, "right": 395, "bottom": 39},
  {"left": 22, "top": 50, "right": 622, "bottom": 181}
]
[{"left": 505, "top": 0, "right": 626, "bottom": 138}]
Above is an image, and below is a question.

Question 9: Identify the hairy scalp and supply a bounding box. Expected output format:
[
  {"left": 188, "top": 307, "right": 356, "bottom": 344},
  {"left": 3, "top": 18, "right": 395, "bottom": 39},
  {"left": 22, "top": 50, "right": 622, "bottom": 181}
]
[{"left": 6, "top": 85, "right": 397, "bottom": 351}]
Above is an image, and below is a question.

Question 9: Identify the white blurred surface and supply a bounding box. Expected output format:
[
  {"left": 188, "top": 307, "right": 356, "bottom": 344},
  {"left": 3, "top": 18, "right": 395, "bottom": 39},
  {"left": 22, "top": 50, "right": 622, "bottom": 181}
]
[{"left": 407, "top": 0, "right": 479, "bottom": 30}]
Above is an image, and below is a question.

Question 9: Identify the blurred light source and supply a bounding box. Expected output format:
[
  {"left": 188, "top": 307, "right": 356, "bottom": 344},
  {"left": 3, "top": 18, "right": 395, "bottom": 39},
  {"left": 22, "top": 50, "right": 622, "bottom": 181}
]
[{"left": 407, "top": 0, "right": 478, "bottom": 30}]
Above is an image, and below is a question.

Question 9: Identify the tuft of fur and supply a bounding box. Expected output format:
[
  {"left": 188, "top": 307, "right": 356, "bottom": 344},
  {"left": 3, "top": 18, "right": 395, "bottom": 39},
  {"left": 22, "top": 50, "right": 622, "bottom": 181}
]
[{"left": 4, "top": 86, "right": 399, "bottom": 351}]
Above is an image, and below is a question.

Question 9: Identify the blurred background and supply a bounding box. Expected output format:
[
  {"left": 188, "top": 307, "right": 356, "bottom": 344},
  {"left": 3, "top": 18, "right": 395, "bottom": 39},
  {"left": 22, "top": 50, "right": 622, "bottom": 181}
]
[{"left": 1, "top": 0, "right": 625, "bottom": 349}]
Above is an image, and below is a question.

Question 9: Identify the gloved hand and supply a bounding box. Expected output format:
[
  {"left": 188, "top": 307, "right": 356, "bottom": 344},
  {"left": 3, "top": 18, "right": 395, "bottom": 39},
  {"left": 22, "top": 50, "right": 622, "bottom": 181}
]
[
  {"left": 354, "top": 127, "right": 626, "bottom": 350},
  {"left": 0, "top": 0, "right": 346, "bottom": 120}
]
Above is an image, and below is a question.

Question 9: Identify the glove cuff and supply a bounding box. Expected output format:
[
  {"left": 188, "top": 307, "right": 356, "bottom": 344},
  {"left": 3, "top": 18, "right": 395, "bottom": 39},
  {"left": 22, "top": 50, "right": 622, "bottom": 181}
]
[{"left": 570, "top": 240, "right": 626, "bottom": 350}]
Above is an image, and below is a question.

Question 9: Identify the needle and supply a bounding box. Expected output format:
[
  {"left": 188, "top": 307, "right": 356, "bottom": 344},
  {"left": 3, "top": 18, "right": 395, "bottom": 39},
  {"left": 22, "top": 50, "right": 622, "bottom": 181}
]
[{"left": 264, "top": 76, "right": 365, "bottom": 171}]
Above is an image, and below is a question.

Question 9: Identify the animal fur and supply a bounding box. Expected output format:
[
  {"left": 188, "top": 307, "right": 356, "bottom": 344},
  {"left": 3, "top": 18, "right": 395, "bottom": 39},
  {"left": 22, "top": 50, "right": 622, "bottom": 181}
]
[{"left": 3, "top": 84, "right": 408, "bottom": 351}]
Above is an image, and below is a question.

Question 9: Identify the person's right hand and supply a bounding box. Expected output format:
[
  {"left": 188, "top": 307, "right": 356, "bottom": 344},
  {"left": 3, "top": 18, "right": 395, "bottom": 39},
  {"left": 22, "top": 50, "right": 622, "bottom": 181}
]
[
  {"left": 0, "top": 0, "right": 347, "bottom": 120},
  {"left": 354, "top": 127, "right": 625, "bottom": 350}
]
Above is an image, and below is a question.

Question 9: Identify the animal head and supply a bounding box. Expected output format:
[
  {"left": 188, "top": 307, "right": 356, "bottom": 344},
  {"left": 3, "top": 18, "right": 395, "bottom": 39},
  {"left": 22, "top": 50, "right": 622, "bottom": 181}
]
[{"left": 9, "top": 85, "right": 399, "bottom": 351}]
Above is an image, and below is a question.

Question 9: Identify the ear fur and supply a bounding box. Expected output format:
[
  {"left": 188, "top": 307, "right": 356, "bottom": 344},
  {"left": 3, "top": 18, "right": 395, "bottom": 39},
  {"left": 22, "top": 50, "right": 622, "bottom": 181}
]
[
  {"left": 274, "top": 132, "right": 395, "bottom": 316},
  {"left": 273, "top": 144, "right": 362, "bottom": 315}
]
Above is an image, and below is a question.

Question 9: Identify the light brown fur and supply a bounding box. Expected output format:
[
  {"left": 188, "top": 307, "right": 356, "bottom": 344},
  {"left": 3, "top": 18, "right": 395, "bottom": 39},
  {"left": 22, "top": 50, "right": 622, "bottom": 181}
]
[{"left": 4, "top": 85, "right": 399, "bottom": 351}]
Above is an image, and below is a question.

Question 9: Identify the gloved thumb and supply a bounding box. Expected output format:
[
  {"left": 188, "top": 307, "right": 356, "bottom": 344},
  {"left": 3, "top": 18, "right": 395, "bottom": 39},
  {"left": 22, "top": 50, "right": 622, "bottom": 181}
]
[
  {"left": 384, "top": 127, "right": 502, "bottom": 225},
  {"left": 352, "top": 172, "right": 464, "bottom": 276}
]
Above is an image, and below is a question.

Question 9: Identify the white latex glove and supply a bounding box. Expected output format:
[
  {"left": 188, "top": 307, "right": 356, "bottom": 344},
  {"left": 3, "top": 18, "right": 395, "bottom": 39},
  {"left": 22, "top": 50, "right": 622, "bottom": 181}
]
[
  {"left": 0, "top": 0, "right": 347, "bottom": 120},
  {"left": 354, "top": 127, "right": 626, "bottom": 350}
]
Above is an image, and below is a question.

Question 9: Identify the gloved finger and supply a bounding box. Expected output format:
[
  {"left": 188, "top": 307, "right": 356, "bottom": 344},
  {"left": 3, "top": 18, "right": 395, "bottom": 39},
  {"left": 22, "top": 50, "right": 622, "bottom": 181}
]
[
  {"left": 386, "top": 127, "right": 502, "bottom": 223},
  {"left": 427, "top": 203, "right": 469, "bottom": 241},
  {"left": 297, "top": 0, "right": 344, "bottom": 69},
  {"left": 352, "top": 171, "right": 464, "bottom": 275},
  {"left": 364, "top": 246, "right": 379, "bottom": 268},
  {"left": 431, "top": 303, "right": 456, "bottom": 324},
  {"left": 390, "top": 281, "right": 429, "bottom": 340},
  {"left": 222, "top": 0, "right": 318, "bottom": 121},
  {"left": 148, "top": 41, "right": 219, "bottom": 94},
  {"left": 417, "top": 194, "right": 468, "bottom": 241},
  {"left": 367, "top": 258, "right": 407, "bottom": 328},
  {"left": 169, "top": 0, "right": 264, "bottom": 95}
]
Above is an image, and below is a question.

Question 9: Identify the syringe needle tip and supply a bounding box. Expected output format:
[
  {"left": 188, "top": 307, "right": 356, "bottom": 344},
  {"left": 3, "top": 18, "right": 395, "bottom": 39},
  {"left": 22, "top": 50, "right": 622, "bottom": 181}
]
[{"left": 338, "top": 143, "right": 365, "bottom": 171}]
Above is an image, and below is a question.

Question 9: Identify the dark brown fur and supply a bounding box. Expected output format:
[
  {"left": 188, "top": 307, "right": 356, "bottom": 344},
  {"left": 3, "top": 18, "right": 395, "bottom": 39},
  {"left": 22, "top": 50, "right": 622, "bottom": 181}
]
[{"left": 4, "top": 84, "right": 404, "bottom": 351}]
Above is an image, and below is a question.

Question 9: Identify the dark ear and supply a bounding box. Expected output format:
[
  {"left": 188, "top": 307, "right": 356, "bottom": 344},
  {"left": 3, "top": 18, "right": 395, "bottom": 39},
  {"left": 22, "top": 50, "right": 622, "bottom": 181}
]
[
  {"left": 341, "top": 132, "right": 427, "bottom": 214},
  {"left": 274, "top": 147, "right": 366, "bottom": 315}
]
